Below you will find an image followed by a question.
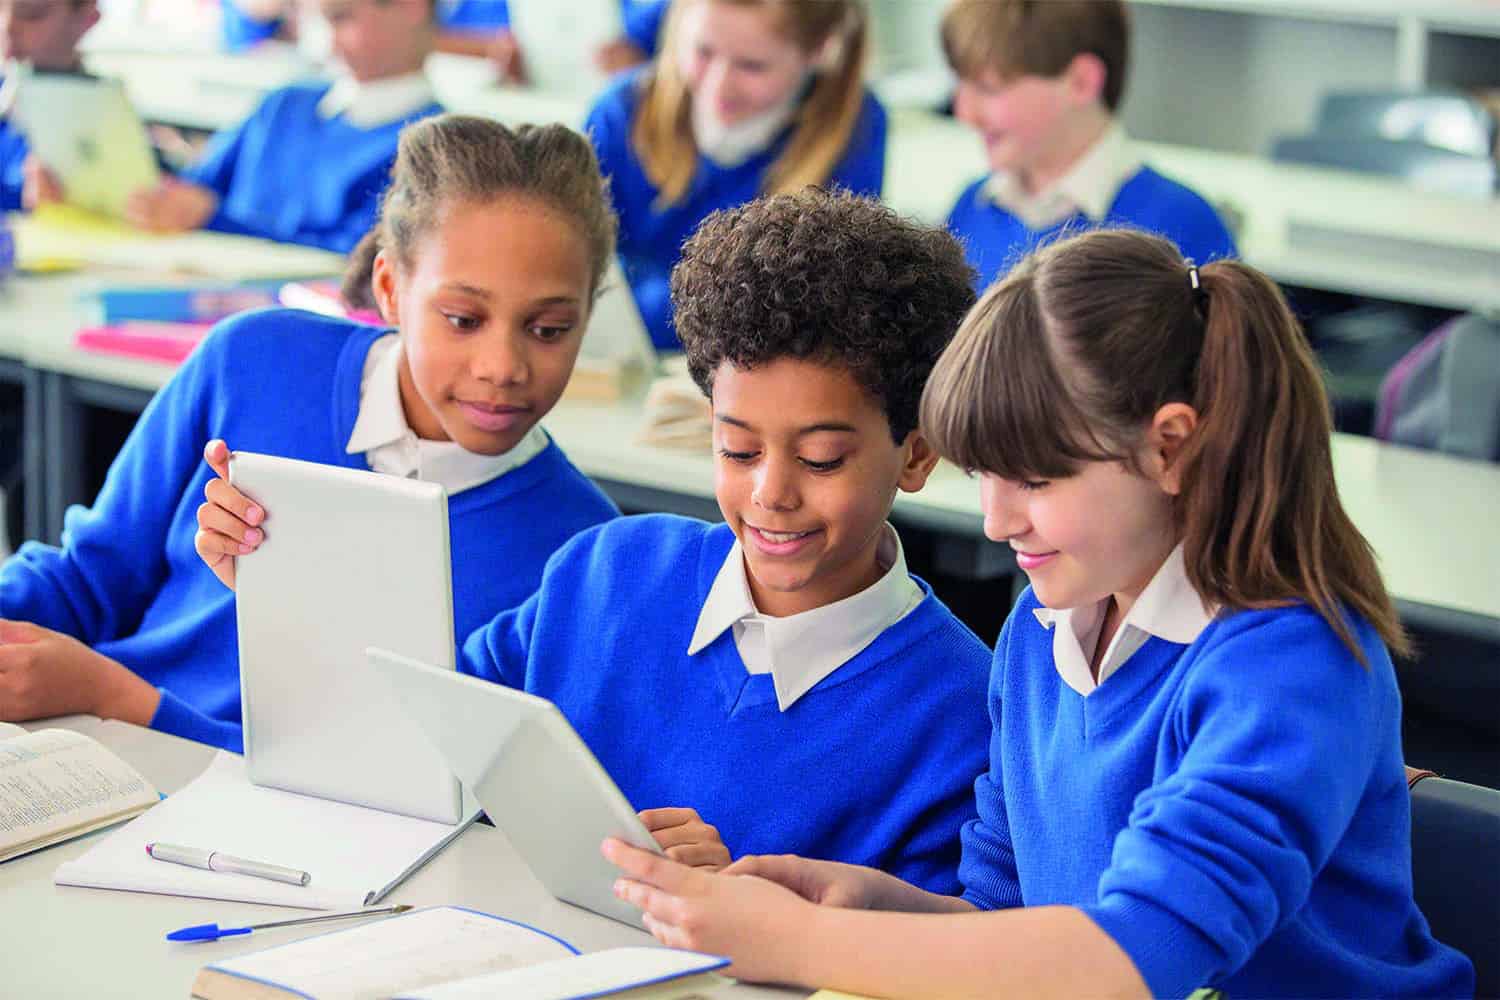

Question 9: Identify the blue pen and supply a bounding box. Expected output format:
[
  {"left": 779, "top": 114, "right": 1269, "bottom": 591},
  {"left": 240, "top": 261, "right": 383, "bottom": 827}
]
[{"left": 166, "top": 904, "right": 413, "bottom": 942}]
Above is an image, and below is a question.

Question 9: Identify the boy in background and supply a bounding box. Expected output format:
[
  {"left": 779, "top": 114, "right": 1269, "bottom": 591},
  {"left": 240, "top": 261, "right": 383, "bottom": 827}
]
[
  {"left": 942, "top": 0, "right": 1236, "bottom": 289},
  {"left": 33, "top": 0, "right": 442, "bottom": 252},
  {"left": 0, "top": 0, "right": 98, "bottom": 210}
]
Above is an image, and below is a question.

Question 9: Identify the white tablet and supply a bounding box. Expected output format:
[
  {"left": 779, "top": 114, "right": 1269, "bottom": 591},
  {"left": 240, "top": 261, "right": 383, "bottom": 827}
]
[
  {"left": 365, "top": 647, "right": 662, "bottom": 928},
  {"left": 229, "top": 452, "right": 465, "bottom": 825},
  {"left": 9, "top": 68, "right": 160, "bottom": 218}
]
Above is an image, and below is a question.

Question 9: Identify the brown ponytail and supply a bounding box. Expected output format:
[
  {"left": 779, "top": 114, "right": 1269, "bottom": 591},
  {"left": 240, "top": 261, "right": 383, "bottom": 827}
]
[
  {"left": 340, "top": 227, "right": 382, "bottom": 313},
  {"left": 921, "top": 228, "right": 1408, "bottom": 661}
]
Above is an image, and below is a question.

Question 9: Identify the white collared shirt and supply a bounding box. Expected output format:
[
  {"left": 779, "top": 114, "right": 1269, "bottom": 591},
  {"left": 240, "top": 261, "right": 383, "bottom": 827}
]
[
  {"left": 316, "top": 70, "right": 436, "bottom": 128},
  {"left": 1032, "top": 544, "right": 1216, "bottom": 696},
  {"left": 982, "top": 123, "right": 1143, "bottom": 230},
  {"left": 345, "top": 333, "right": 548, "bottom": 495},
  {"left": 687, "top": 524, "right": 924, "bottom": 712}
]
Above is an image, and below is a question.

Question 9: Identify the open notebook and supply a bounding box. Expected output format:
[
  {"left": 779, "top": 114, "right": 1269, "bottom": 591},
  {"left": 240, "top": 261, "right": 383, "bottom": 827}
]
[
  {"left": 55, "top": 752, "right": 475, "bottom": 909},
  {"left": 191, "top": 905, "right": 730, "bottom": 1000}
]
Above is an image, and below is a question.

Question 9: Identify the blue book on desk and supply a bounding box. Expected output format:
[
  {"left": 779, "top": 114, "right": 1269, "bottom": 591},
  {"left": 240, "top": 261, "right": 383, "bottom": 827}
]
[{"left": 91, "top": 281, "right": 283, "bottom": 324}]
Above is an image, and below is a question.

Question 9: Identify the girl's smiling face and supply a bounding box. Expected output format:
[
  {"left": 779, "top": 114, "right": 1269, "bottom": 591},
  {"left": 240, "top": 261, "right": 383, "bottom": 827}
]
[{"left": 373, "top": 195, "right": 592, "bottom": 455}]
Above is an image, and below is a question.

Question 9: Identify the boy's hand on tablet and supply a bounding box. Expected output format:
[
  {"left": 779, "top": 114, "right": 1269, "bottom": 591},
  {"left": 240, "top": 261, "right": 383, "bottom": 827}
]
[
  {"left": 0, "top": 619, "right": 160, "bottom": 726},
  {"left": 640, "top": 807, "right": 731, "bottom": 870},
  {"left": 125, "top": 178, "right": 218, "bottom": 234},
  {"left": 20, "top": 156, "right": 64, "bottom": 209},
  {"left": 194, "top": 439, "right": 266, "bottom": 591}
]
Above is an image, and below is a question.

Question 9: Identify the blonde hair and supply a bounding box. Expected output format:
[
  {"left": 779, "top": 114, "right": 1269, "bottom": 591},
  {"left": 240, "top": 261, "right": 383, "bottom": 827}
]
[
  {"left": 631, "top": 0, "right": 868, "bottom": 207},
  {"left": 921, "top": 228, "right": 1408, "bottom": 663}
]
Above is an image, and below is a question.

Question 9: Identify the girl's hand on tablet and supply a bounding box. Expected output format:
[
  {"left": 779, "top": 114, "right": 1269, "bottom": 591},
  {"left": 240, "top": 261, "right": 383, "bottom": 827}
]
[
  {"left": 194, "top": 439, "right": 266, "bottom": 591},
  {"left": 639, "top": 807, "right": 732, "bottom": 870}
]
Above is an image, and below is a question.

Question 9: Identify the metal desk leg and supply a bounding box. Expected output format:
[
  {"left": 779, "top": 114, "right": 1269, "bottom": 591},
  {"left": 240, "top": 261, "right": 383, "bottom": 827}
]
[{"left": 41, "top": 371, "right": 86, "bottom": 545}]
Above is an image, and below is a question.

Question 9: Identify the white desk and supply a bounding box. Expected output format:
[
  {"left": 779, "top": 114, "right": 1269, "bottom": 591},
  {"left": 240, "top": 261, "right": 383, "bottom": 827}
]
[{"left": 2, "top": 716, "right": 800, "bottom": 998}]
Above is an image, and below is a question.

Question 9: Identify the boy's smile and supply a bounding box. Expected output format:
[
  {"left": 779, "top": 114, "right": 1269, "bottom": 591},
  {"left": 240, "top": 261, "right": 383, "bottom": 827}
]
[{"left": 709, "top": 357, "right": 937, "bottom": 619}]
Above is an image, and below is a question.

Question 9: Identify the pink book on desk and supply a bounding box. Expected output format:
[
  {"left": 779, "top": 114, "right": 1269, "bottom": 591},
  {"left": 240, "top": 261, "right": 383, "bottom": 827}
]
[{"left": 74, "top": 322, "right": 215, "bottom": 365}]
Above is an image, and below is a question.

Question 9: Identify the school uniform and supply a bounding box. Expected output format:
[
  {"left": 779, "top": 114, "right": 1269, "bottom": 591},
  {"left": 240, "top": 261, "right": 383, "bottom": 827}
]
[
  {"left": 461, "top": 514, "right": 991, "bottom": 893},
  {"left": 438, "top": 0, "right": 667, "bottom": 53},
  {"left": 0, "top": 110, "right": 26, "bottom": 212},
  {"left": 946, "top": 125, "right": 1238, "bottom": 290},
  {"left": 219, "top": 0, "right": 282, "bottom": 51},
  {"left": 180, "top": 74, "right": 442, "bottom": 253},
  {"left": 0, "top": 310, "right": 618, "bottom": 752},
  {"left": 959, "top": 546, "right": 1474, "bottom": 998},
  {"left": 585, "top": 68, "right": 889, "bottom": 348}
]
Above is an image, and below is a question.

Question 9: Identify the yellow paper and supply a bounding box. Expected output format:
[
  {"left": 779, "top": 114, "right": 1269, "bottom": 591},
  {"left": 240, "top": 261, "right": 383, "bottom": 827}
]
[{"left": 12, "top": 204, "right": 344, "bottom": 280}]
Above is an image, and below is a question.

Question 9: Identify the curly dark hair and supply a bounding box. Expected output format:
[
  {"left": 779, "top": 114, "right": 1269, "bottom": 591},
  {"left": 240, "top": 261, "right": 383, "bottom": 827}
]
[{"left": 671, "top": 188, "right": 977, "bottom": 442}]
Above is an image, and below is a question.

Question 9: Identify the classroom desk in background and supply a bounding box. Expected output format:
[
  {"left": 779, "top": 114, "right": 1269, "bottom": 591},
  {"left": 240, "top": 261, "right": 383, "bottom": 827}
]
[
  {"left": 882, "top": 109, "right": 1500, "bottom": 316},
  {"left": 76, "top": 42, "right": 1500, "bottom": 315},
  {"left": 4, "top": 269, "right": 1498, "bottom": 643},
  {"left": 2, "top": 715, "right": 802, "bottom": 999}
]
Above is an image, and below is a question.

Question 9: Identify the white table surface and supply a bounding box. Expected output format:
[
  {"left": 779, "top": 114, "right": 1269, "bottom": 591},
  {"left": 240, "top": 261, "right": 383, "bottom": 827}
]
[{"left": 2, "top": 716, "right": 803, "bottom": 999}]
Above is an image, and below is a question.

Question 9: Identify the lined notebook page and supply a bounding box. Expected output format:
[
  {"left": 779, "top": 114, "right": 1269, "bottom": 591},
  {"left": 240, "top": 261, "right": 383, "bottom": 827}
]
[
  {"left": 203, "top": 907, "right": 576, "bottom": 1000},
  {"left": 0, "top": 727, "right": 158, "bottom": 863}
]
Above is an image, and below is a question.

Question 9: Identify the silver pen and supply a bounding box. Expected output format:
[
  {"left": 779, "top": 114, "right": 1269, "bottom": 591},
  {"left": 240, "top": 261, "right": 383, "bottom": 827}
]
[{"left": 146, "top": 841, "right": 311, "bottom": 886}]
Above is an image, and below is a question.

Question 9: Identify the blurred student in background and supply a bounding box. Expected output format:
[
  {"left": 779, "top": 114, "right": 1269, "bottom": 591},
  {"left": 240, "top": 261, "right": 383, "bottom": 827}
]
[
  {"left": 220, "top": 0, "right": 669, "bottom": 86},
  {"left": 0, "top": 0, "right": 98, "bottom": 210},
  {"left": 436, "top": 0, "right": 669, "bottom": 84},
  {"left": 32, "top": 0, "right": 442, "bottom": 252},
  {"left": 942, "top": 0, "right": 1236, "bottom": 290},
  {"left": 585, "top": 0, "right": 884, "bottom": 349}
]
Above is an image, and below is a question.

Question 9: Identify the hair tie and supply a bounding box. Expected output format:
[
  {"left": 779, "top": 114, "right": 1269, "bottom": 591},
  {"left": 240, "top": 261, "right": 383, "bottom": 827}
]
[{"left": 1186, "top": 262, "right": 1209, "bottom": 318}]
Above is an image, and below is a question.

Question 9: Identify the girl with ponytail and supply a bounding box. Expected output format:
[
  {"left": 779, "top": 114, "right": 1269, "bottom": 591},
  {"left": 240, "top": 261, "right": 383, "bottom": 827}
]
[
  {"left": 602, "top": 228, "right": 1473, "bottom": 1000},
  {"left": 584, "top": 0, "right": 883, "bottom": 350}
]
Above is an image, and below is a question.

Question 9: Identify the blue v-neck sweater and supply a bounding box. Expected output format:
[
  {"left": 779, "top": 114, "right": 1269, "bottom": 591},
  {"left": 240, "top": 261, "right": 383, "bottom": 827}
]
[
  {"left": 585, "top": 69, "right": 888, "bottom": 349},
  {"left": 0, "top": 309, "right": 618, "bottom": 751},
  {"left": 960, "top": 587, "right": 1473, "bottom": 999},
  {"left": 182, "top": 81, "right": 442, "bottom": 253},
  {"left": 946, "top": 165, "right": 1238, "bottom": 291},
  {"left": 461, "top": 515, "right": 992, "bottom": 894}
]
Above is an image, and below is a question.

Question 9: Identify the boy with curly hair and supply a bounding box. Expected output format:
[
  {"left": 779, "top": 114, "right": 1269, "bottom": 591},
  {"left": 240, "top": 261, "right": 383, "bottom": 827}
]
[{"left": 460, "top": 188, "right": 992, "bottom": 893}]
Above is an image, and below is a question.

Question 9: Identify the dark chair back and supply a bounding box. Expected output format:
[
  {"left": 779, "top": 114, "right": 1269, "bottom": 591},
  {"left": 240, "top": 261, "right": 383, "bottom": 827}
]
[{"left": 1409, "top": 771, "right": 1500, "bottom": 999}]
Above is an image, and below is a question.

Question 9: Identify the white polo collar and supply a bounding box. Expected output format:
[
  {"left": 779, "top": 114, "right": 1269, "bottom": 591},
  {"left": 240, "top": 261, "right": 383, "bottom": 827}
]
[
  {"left": 316, "top": 70, "right": 436, "bottom": 128},
  {"left": 1032, "top": 544, "right": 1215, "bottom": 696},
  {"left": 982, "top": 123, "right": 1142, "bottom": 229},
  {"left": 345, "top": 333, "right": 548, "bottom": 495},
  {"left": 687, "top": 523, "right": 923, "bottom": 711}
]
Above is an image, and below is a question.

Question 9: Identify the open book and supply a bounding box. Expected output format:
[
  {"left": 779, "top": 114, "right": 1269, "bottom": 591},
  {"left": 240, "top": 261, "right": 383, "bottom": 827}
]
[
  {"left": 191, "top": 905, "right": 730, "bottom": 1000},
  {"left": 0, "top": 722, "right": 159, "bottom": 864}
]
